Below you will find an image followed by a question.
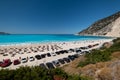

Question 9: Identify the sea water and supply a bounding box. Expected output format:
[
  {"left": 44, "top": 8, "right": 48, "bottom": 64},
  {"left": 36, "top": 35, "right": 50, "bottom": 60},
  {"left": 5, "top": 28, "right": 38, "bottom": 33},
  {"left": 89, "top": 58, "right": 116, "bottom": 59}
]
[{"left": 0, "top": 34, "right": 111, "bottom": 45}]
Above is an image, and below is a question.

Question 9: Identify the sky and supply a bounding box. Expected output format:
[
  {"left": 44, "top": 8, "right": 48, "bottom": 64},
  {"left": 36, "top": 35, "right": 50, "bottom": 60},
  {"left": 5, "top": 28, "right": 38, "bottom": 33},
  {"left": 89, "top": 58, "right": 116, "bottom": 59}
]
[{"left": 0, "top": 0, "right": 120, "bottom": 34}]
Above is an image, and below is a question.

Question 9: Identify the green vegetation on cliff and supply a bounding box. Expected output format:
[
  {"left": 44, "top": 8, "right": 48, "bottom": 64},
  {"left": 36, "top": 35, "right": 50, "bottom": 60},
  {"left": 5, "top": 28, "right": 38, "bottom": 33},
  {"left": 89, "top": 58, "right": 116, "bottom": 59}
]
[
  {"left": 78, "top": 38, "right": 120, "bottom": 67},
  {"left": 0, "top": 66, "right": 91, "bottom": 80}
]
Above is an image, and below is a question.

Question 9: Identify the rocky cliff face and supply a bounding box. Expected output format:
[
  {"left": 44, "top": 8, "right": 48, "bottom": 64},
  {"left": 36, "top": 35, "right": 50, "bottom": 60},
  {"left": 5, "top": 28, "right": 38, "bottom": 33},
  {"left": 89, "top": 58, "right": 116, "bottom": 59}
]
[{"left": 78, "top": 11, "right": 120, "bottom": 37}]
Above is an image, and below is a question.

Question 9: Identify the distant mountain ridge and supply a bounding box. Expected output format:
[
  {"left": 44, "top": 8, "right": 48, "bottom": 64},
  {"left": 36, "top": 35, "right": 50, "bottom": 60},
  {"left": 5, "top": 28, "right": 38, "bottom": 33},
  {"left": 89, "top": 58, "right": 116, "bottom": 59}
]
[
  {"left": 78, "top": 11, "right": 120, "bottom": 37},
  {"left": 0, "top": 32, "right": 9, "bottom": 35}
]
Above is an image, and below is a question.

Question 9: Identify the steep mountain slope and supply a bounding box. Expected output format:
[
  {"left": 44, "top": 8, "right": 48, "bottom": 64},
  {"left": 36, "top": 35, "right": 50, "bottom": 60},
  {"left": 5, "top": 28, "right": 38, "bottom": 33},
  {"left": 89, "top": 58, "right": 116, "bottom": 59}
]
[{"left": 78, "top": 11, "right": 120, "bottom": 37}]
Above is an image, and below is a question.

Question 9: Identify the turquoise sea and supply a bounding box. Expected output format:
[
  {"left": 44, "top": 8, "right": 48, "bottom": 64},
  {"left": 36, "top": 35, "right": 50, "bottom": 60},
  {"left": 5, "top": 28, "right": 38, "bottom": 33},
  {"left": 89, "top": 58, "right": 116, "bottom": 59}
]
[{"left": 0, "top": 34, "right": 111, "bottom": 45}]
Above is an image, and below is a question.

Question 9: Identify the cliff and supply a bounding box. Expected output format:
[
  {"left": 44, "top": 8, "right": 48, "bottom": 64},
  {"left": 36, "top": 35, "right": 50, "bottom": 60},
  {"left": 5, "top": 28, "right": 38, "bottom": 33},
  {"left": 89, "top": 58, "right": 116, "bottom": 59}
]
[{"left": 78, "top": 11, "right": 120, "bottom": 37}]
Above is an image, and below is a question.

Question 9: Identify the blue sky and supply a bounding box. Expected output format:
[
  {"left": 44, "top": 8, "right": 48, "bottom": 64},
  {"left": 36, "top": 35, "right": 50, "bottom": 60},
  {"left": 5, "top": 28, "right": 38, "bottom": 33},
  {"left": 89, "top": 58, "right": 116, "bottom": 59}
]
[{"left": 0, "top": 0, "right": 120, "bottom": 34}]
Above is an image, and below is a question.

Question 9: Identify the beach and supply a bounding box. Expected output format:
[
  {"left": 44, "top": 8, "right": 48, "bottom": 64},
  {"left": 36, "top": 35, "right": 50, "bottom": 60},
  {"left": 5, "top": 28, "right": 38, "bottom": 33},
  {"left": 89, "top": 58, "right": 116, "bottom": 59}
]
[{"left": 0, "top": 39, "right": 113, "bottom": 69}]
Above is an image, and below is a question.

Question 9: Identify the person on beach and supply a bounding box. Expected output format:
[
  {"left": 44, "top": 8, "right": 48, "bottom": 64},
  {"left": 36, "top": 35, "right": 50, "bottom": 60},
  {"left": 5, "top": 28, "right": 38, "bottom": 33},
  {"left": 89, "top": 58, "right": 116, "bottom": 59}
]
[
  {"left": 19, "top": 57, "right": 21, "bottom": 60},
  {"left": 27, "top": 56, "right": 28, "bottom": 61}
]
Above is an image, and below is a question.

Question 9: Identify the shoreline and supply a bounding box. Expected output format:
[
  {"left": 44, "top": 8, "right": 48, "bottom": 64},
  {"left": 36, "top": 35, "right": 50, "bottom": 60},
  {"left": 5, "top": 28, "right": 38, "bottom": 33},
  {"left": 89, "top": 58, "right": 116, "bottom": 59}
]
[
  {"left": 75, "top": 34, "right": 117, "bottom": 38},
  {"left": 0, "top": 38, "right": 113, "bottom": 47},
  {"left": 0, "top": 34, "right": 114, "bottom": 47},
  {"left": 0, "top": 39, "right": 114, "bottom": 70}
]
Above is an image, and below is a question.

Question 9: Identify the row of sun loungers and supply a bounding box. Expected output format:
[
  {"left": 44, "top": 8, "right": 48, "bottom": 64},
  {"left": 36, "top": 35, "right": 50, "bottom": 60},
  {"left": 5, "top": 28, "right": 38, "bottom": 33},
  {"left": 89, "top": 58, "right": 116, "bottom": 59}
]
[
  {"left": 0, "top": 44, "right": 63, "bottom": 57},
  {"left": 0, "top": 43, "right": 99, "bottom": 68}
]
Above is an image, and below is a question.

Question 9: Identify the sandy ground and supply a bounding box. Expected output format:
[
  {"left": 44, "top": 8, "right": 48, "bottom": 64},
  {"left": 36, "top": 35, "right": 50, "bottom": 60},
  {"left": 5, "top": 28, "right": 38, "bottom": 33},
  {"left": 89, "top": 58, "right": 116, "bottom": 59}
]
[{"left": 0, "top": 39, "right": 113, "bottom": 69}]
